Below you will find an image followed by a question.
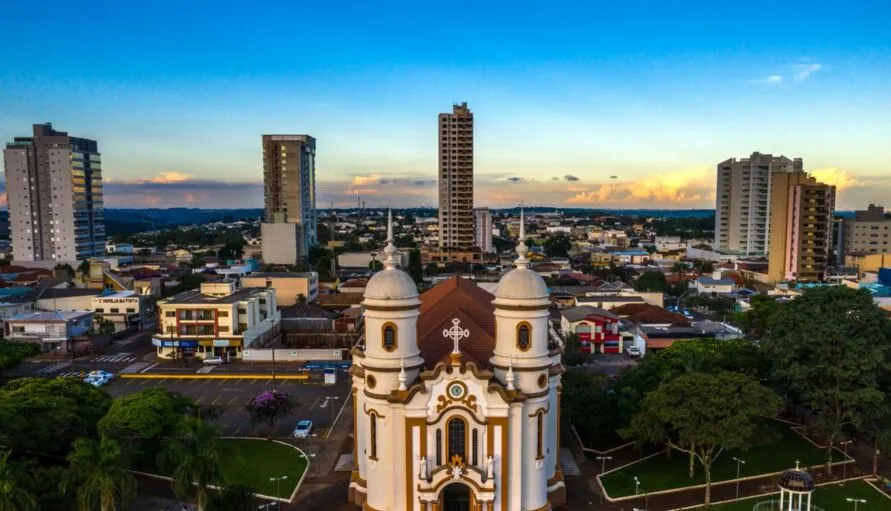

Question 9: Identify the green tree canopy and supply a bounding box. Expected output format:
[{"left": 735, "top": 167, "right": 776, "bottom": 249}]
[
  {"left": 543, "top": 233, "right": 572, "bottom": 258},
  {"left": 633, "top": 271, "right": 670, "bottom": 293},
  {"left": 561, "top": 370, "right": 620, "bottom": 449},
  {"left": 159, "top": 417, "right": 222, "bottom": 511},
  {"left": 61, "top": 437, "right": 137, "bottom": 511},
  {"left": 622, "top": 371, "right": 781, "bottom": 506},
  {"left": 762, "top": 286, "right": 891, "bottom": 474},
  {"left": 98, "top": 388, "right": 193, "bottom": 464},
  {"left": 0, "top": 450, "right": 37, "bottom": 511},
  {"left": 0, "top": 378, "right": 111, "bottom": 457},
  {"left": 408, "top": 248, "right": 424, "bottom": 283},
  {"left": 733, "top": 294, "right": 780, "bottom": 339}
]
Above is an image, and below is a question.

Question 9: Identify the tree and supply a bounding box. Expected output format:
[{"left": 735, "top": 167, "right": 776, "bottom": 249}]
[
  {"left": 54, "top": 263, "right": 76, "bottom": 278},
  {"left": 0, "top": 341, "right": 40, "bottom": 378},
  {"left": 314, "top": 255, "right": 334, "bottom": 280},
  {"left": 368, "top": 259, "right": 383, "bottom": 271},
  {"left": 98, "top": 388, "right": 193, "bottom": 465},
  {"left": 217, "top": 242, "right": 244, "bottom": 261},
  {"left": 424, "top": 263, "right": 440, "bottom": 276},
  {"left": 159, "top": 417, "right": 222, "bottom": 511},
  {"left": 61, "top": 437, "right": 137, "bottom": 511},
  {"left": 244, "top": 390, "right": 296, "bottom": 435},
  {"left": 408, "top": 248, "right": 424, "bottom": 283},
  {"left": 733, "top": 294, "right": 780, "bottom": 339},
  {"left": 562, "top": 334, "right": 585, "bottom": 367},
  {"left": 762, "top": 286, "right": 891, "bottom": 475},
  {"left": 93, "top": 318, "right": 116, "bottom": 337},
  {"left": 622, "top": 372, "right": 781, "bottom": 506},
  {"left": 77, "top": 260, "right": 91, "bottom": 277},
  {"left": 0, "top": 378, "right": 111, "bottom": 458},
  {"left": 561, "top": 370, "right": 620, "bottom": 448},
  {"left": 694, "top": 260, "right": 715, "bottom": 274},
  {"left": 543, "top": 233, "right": 572, "bottom": 258},
  {"left": 634, "top": 271, "right": 670, "bottom": 293},
  {"left": 0, "top": 451, "right": 37, "bottom": 511},
  {"left": 296, "top": 293, "right": 307, "bottom": 304}
]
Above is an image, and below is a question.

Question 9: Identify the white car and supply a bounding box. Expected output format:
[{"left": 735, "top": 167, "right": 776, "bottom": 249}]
[
  {"left": 84, "top": 374, "right": 112, "bottom": 387},
  {"left": 625, "top": 345, "right": 641, "bottom": 358},
  {"left": 292, "top": 420, "right": 313, "bottom": 438},
  {"left": 203, "top": 356, "right": 225, "bottom": 365}
]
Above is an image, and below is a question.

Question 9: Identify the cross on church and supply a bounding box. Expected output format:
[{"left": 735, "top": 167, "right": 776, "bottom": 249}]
[{"left": 443, "top": 318, "right": 470, "bottom": 354}]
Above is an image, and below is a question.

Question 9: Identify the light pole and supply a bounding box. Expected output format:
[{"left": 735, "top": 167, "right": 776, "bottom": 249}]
[
  {"left": 270, "top": 475, "right": 288, "bottom": 500},
  {"left": 846, "top": 497, "right": 867, "bottom": 511},
  {"left": 840, "top": 440, "right": 853, "bottom": 483},
  {"left": 596, "top": 455, "right": 613, "bottom": 475},
  {"left": 258, "top": 504, "right": 276, "bottom": 510},
  {"left": 732, "top": 457, "right": 747, "bottom": 499},
  {"left": 634, "top": 476, "right": 641, "bottom": 496}
]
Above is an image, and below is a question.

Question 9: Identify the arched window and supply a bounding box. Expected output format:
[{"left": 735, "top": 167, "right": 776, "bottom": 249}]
[
  {"left": 436, "top": 429, "right": 442, "bottom": 466},
  {"left": 517, "top": 322, "right": 532, "bottom": 351},
  {"left": 382, "top": 323, "right": 397, "bottom": 352},
  {"left": 369, "top": 414, "right": 378, "bottom": 459},
  {"left": 447, "top": 417, "right": 467, "bottom": 462},
  {"left": 536, "top": 411, "right": 544, "bottom": 459},
  {"left": 472, "top": 429, "right": 479, "bottom": 466}
]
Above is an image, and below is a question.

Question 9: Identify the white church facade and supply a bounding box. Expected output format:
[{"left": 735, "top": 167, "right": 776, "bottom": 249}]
[{"left": 349, "top": 212, "right": 567, "bottom": 511}]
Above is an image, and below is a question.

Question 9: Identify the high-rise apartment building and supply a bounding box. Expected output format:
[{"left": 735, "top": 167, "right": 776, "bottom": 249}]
[
  {"left": 767, "top": 172, "right": 835, "bottom": 282},
  {"left": 261, "top": 135, "right": 317, "bottom": 260},
  {"left": 842, "top": 204, "right": 891, "bottom": 255},
  {"left": 438, "top": 103, "right": 474, "bottom": 250},
  {"left": 715, "top": 152, "right": 803, "bottom": 255},
  {"left": 473, "top": 207, "right": 493, "bottom": 253},
  {"left": 3, "top": 123, "right": 105, "bottom": 262}
]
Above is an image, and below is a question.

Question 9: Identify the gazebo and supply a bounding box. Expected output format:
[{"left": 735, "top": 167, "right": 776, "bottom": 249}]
[{"left": 753, "top": 462, "right": 822, "bottom": 511}]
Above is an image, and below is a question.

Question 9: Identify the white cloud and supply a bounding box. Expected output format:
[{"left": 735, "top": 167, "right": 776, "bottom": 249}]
[
  {"left": 793, "top": 63, "right": 822, "bottom": 81},
  {"left": 760, "top": 75, "right": 784, "bottom": 84}
]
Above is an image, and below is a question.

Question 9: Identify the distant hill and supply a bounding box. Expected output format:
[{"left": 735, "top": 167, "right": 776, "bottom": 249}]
[{"left": 104, "top": 208, "right": 263, "bottom": 236}]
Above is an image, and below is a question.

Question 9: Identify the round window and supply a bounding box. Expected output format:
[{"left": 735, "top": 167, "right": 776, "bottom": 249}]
[
  {"left": 538, "top": 374, "right": 548, "bottom": 388},
  {"left": 367, "top": 375, "right": 377, "bottom": 389}
]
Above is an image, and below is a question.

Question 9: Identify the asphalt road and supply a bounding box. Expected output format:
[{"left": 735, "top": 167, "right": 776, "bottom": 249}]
[{"left": 104, "top": 376, "right": 351, "bottom": 440}]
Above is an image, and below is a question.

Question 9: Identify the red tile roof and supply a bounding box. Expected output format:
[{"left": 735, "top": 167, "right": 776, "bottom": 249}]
[
  {"left": 611, "top": 303, "right": 691, "bottom": 326},
  {"left": 418, "top": 276, "right": 496, "bottom": 367}
]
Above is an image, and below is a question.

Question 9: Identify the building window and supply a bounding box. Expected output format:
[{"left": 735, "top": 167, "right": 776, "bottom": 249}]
[
  {"left": 536, "top": 411, "right": 545, "bottom": 460},
  {"left": 165, "top": 311, "right": 175, "bottom": 318},
  {"left": 382, "top": 323, "right": 397, "bottom": 352},
  {"left": 447, "top": 417, "right": 466, "bottom": 462},
  {"left": 238, "top": 308, "right": 247, "bottom": 314},
  {"left": 472, "top": 429, "right": 478, "bottom": 466},
  {"left": 219, "top": 326, "right": 229, "bottom": 333},
  {"left": 369, "top": 414, "right": 378, "bottom": 459},
  {"left": 126, "top": 308, "right": 135, "bottom": 313},
  {"left": 517, "top": 322, "right": 532, "bottom": 351},
  {"left": 219, "top": 310, "right": 228, "bottom": 317},
  {"left": 110, "top": 308, "right": 119, "bottom": 313},
  {"left": 436, "top": 429, "right": 443, "bottom": 466},
  {"left": 95, "top": 308, "right": 104, "bottom": 313}
]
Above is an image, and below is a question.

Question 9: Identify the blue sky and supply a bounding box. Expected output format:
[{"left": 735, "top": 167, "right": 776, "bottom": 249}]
[{"left": 1, "top": 0, "right": 890, "bottom": 209}]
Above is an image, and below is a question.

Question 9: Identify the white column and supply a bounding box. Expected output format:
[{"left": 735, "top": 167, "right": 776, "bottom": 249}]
[
  {"left": 807, "top": 492, "right": 812, "bottom": 511},
  {"left": 779, "top": 490, "right": 784, "bottom": 510}
]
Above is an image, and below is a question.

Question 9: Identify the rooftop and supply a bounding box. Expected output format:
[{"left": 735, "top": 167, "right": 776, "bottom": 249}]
[
  {"left": 161, "top": 287, "right": 264, "bottom": 305},
  {"left": 561, "top": 305, "right": 619, "bottom": 322},
  {"left": 247, "top": 272, "right": 316, "bottom": 279},
  {"left": 8, "top": 310, "right": 92, "bottom": 323}
]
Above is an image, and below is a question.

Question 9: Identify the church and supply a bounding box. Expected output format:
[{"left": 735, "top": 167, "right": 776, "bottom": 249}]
[{"left": 349, "top": 211, "right": 566, "bottom": 511}]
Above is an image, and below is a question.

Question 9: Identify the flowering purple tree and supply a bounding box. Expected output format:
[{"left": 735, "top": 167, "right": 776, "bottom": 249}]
[{"left": 244, "top": 390, "right": 296, "bottom": 434}]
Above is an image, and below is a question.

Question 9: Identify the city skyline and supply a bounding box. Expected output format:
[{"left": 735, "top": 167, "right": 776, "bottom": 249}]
[{"left": 2, "top": 1, "right": 890, "bottom": 210}]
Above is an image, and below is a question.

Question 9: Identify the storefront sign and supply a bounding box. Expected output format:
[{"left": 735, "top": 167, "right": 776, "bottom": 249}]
[{"left": 213, "top": 340, "right": 230, "bottom": 347}]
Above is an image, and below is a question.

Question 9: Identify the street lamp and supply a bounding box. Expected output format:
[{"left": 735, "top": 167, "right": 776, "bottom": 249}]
[
  {"left": 270, "top": 475, "right": 288, "bottom": 500},
  {"left": 846, "top": 497, "right": 867, "bottom": 511},
  {"left": 595, "top": 455, "right": 613, "bottom": 475},
  {"left": 634, "top": 476, "right": 641, "bottom": 496},
  {"left": 732, "top": 457, "right": 747, "bottom": 499},
  {"left": 258, "top": 504, "right": 276, "bottom": 510},
  {"left": 840, "top": 440, "right": 853, "bottom": 483}
]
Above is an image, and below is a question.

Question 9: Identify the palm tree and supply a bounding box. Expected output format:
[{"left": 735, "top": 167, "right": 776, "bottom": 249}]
[
  {"left": 61, "top": 437, "right": 137, "bottom": 511},
  {"left": 159, "top": 417, "right": 222, "bottom": 511},
  {"left": 0, "top": 450, "right": 37, "bottom": 511}
]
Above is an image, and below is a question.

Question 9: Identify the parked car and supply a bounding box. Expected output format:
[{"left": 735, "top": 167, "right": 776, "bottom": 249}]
[
  {"left": 203, "top": 356, "right": 226, "bottom": 365},
  {"left": 292, "top": 420, "right": 313, "bottom": 438},
  {"left": 84, "top": 373, "right": 112, "bottom": 387},
  {"left": 625, "top": 345, "right": 641, "bottom": 358}
]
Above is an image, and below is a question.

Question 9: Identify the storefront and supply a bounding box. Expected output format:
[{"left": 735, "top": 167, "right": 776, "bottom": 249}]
[
  {"left": 152, "top": 338, "right": 199, "bottom": 359},
  {"left": 197, "top": 339, "right": 242, "bottom": 361}
]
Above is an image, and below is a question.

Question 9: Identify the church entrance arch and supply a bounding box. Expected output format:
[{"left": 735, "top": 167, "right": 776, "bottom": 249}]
[{"left": 441, "top": 482, "right": 472, "bottom": 511}]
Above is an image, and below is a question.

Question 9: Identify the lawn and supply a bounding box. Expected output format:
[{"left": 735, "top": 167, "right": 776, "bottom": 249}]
[
  {"left": 600, "top": 423, "right": 829, "bottom": 498},
  {"left": 217, "top": 439, "right": 308, "bottom": 498},
  {"left": 704, "top": 480, "right": 891, "bottom": 511}
]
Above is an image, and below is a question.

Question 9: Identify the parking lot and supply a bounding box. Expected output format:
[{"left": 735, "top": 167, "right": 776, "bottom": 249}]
[{"left": 105, "top": 376, "right": 351, "bottom": 439}]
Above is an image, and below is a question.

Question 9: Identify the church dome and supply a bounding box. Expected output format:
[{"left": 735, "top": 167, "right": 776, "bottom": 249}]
[
  {"left": 494, "top": 267, "right": 548, "bottom": 300},
  {"left": 364, "top": 267, "right": 418, "bottom": 300}
]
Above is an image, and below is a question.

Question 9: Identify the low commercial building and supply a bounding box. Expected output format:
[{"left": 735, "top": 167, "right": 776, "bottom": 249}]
[
  {"left": 92, "top": 291, "right": 152, "bottom": 332},
  {"left": 847, "top": 252, "right": 891, "bottom": 274},
  {"left": 154, "top": 281, "right": 280, "bottom": 361},
  {"left": 6, "top": 310, "right": 93, "bottom": 354},
  {"left": 695, "top": 272, "right": 736, "bottom": 294},
  {"left": 241, "top": 272, "right": 318, "bottom": 306}
]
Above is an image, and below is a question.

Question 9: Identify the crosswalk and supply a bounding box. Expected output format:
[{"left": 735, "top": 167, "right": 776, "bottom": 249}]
[
  {"left": 35, "top": 361, "right": 72, "bottom": 374},
  {"left": 120, "top": 362, "right": 152, "bottom": 374},
  {"left": 94, "top": 353, "right": 137, "bottom": 363},
  {"left": 196, "top": 366, "right": 215, "bottom": 374}
]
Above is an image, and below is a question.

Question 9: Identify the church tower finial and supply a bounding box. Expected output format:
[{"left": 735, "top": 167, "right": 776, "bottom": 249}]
[
  {"left": 506, "top": 355, "right": 516, "bottom": 391},
  {"left": 383, "top": 207, "right": 399, "bottom": 270},
  {"left": 516, "top": 203, "right": 529, "bottom": 268},
  {"left": 398, "top": 355, "right": 407, "bottom": 391}
]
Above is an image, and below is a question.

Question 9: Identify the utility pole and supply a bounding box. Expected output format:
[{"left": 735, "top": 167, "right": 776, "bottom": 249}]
[{"left": 732, "top": 457, "right": 746, "bottom": 499}]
